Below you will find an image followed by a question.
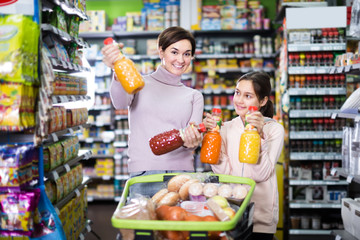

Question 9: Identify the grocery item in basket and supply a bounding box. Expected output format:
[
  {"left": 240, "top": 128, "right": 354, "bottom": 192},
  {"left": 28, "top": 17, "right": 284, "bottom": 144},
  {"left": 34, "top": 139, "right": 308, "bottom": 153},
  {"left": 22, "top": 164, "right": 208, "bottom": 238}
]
[
  {"left": 232, "top": 185, "right": 248, "bottom": 199},
  {"left": 203, "top": 183, "right": 218, "bottom": 198},
  {"left": 151, "top": 188, "right": 169, "bottom": 205},
  {"left": 188, "top": 182, "right": 206, "bottom": 202},
  {"left": 167, "top": 174, "right": 192, "bottom": 192},
  {"left": 114, "top": 196, "right": 156, "bottom": 239},
  {"left": 207, "top": 196, "right": 236, "bottom": 221},
  {"left": 157, "top": 192, "right": 180, "bottom": 206},
  {"left": 179, "top": 178, "right": 199, "bottom": 200},
  {"left": 218, "top": 184, "right": 232, "bottom": 198}
]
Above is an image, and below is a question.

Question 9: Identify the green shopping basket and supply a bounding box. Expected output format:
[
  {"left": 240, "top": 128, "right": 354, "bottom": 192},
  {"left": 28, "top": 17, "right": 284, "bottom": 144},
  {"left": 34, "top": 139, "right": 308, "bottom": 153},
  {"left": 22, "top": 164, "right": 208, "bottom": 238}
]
[{"left": 111, "top": 173, "right": 255, "bottom": 239}]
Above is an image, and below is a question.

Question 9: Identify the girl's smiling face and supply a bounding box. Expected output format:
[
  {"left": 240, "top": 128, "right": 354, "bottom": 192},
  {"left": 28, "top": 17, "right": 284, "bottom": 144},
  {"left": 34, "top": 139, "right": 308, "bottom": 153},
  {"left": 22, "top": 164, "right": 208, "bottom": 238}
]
[
  {"left": 233, "top": 80, "right": 267, "bottom": 121},
  {"left": 159, "top": 39, "right": 193, "bottom": 76}
]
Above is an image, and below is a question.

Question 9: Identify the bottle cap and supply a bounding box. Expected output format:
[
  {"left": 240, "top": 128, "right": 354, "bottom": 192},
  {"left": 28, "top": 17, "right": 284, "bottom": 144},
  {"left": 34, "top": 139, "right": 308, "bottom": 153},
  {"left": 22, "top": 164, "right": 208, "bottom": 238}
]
[
  {"left": 212, "top": 108, "right": 222, "bottom": 114},
  {"left": 104, "top": 37, "right": 114, "bottom": 45},
  {"left": 198, "top": 123, "right": 206, "bottom": 133},
  {"left": 249, "top": 106, "right": 258, "bottom": 111}
]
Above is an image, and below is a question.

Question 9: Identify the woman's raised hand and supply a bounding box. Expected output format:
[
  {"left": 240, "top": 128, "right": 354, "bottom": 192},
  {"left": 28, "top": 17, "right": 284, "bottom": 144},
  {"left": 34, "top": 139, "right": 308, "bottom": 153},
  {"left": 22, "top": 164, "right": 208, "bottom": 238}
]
[{"left": 101, "top": 42, "right": 124, "bottom": 69}]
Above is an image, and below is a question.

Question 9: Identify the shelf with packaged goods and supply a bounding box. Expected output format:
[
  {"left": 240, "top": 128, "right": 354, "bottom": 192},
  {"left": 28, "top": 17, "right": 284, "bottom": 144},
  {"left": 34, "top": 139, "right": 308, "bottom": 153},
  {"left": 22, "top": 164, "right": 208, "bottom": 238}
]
[
  {"left": 49, "top": 57, "right": 91, "bottom": 72},
  {"left": 288, "top": 66, "right": 333, "bottom": 75},
  {"left": 51, "top": 95, "right": 91, "bottom": 104},
  {"left": 43, "top": 123, "right": 91, "bottom": 143},
  {"left": 195, "top": 53, "right": 277, "bottom": 59},
  {"left": 288, "top": 87, "right": 347, "bottom": 96},
  {"left": 44, "top": 150, "right": 92, "bottom": 181},
  {"left": 331, "top": 230, "right": 360, "bottom": 240},
  {"left": 330, "top": 168, "right": 360, "bottom": 185},
  {"left": 288, "top": 43, "right": 346, "bottom": 52},
  {"left": 331, "top": 112, "right": 360, "bottom": 121},
  {"left": 289, "top": 131, "right": 342, "bottom": 140},
  {"left": 290, "top": 152, "right": 342, "bottom": 161},
  {"left": 197, "top": 67, "right": 275, "bottom": 74},
  {"left": 41, "top": 23, "right": 90, "bottom": 48},
  {"left": 54, "top": 177, "right": 91, "bottom": 212},
  {"left": 42, "top": 0, "right": 89, "bottom": 20},
  {"left": 330, "top": 63, "right": 360, "bottom": 75},
  {"left": 290, "top": 109, "right": 340, "bottom": 118}
]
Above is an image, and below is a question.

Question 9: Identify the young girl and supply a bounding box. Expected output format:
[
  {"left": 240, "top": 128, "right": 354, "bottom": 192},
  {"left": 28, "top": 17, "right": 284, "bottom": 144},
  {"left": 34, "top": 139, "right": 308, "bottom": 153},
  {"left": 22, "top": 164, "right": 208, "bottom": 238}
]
[
  {"left": 101, "top": 27, "right": 204, "bottom": 197},
  {"left": 203, "top": 71, "right": 284, "bottom": 240}
]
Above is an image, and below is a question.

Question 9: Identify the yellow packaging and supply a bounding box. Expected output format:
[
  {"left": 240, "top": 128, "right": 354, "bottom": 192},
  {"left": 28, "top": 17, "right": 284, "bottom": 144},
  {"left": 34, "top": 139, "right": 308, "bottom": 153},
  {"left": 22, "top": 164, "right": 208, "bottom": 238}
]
[{"left": 239, "top": 128, "right": 260, "bottom": 164}]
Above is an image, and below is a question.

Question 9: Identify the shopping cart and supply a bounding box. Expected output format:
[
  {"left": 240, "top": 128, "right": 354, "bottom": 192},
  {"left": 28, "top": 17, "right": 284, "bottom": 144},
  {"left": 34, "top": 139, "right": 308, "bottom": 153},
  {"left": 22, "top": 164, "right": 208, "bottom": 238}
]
[{"left": 112, "top": 173, "right": 256, "bottom": 240}]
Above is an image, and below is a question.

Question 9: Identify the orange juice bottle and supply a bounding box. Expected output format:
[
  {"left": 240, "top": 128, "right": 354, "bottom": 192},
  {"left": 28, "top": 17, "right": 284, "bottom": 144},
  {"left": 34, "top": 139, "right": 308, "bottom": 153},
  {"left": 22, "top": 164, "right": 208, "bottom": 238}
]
[
  {"left": 103, "top": 38, "right": 144, "bottom": 94},
  {"left": 200, "top": 108, "right": 222, "bottom": 164},
  {"left": 239, "top": 106, "right": 261, "bottom": 164}
]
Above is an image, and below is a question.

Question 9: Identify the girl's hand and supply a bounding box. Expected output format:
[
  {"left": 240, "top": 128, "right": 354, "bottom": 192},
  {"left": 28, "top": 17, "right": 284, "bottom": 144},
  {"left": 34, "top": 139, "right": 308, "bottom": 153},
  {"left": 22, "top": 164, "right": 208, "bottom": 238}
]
[
  {"left": 203, "top": 112, "right": 218, "bottom": 130},
  {"left": 246, "top": 111, "right": 265, "bottom": 137},
  {"left": 183, "top": 123, "right": 203, "bottom": 148},
  {"left": 101, "top": 42, "right": 124, "bottom": 69}
]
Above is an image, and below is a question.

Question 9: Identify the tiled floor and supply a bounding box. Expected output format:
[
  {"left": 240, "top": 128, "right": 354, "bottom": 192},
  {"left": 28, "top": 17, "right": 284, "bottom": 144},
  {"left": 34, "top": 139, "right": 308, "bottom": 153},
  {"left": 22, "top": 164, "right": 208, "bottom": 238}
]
[{"left": 86, "top": 202, "right": 119, "bottom": 240}]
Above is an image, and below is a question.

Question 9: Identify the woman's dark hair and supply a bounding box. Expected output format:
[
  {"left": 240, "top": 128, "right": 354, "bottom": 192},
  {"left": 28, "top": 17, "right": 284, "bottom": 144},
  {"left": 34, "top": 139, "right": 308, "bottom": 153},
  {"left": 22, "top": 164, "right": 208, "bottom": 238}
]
[
  {"left": 157, "top": 26, "right": 195, "bottom": 56},
  {"left": 237, "top": 71, "right": 274, "bottom": 118}
]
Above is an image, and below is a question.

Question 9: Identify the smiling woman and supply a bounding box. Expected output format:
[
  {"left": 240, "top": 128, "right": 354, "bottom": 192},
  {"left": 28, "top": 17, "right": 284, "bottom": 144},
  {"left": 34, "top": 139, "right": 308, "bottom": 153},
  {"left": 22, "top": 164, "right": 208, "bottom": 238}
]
[{"left": 101, "top": 26, "right": 204, "bottom": 198}]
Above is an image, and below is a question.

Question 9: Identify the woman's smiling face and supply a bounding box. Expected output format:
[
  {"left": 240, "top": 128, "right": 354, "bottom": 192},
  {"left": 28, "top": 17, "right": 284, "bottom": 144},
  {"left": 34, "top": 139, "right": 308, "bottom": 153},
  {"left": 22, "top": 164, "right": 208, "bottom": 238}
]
[
  {"left": 159, "top": 39, "right": 192, "bottom": 76},
  {"left": 234, "top": 80, "right": 265, "bottom": 121}
]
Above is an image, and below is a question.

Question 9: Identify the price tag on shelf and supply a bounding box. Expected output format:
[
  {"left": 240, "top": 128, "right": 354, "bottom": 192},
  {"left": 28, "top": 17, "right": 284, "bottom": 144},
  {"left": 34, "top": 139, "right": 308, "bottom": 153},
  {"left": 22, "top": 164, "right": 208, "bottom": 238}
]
[
  {"left": 74, "top": 64, "right": 79, "bottom": 71},
  {"left": 52, "top": 96, "right": 58, "bottom": 104},
  {"left": 335, "top": 235, "right": 341, "bottom": 240},
  {"left": 79, "top": 233, "right": 85, "bottom": 240},
  {"left": 70, "top": 96, "right": 76, "bottom": 101},
  {"left": 68, "top": 128, "right": 74, "bottom": 135},
  {"left": 64, "top": 164, "right": 71, "bottom": 172},
  {"left": 55, "top": 207, "right": 60, "bottom": 216},
  {"left": 347, "top": 175, "right": 354, "bottom": 183},
  {"left": 52, "top": 171, "right": 60, "bottom": 180},
  {"left": 85, "top": 138, "right": 94, "bottom": 143},
  {"left": 102, "top": 176, "right": 111, "bottom": 181},
  {"left": 207, "top": 69, "right": 216, "bottom": 77},
  {"left": 51, "top": 133, "right": 59, "bottom": 142},
  {"left": 79, "top": 125, "right": 84, "bottom": 131},
  {"left": 75, "top": 189, "right": 81, "bottom": 197}
]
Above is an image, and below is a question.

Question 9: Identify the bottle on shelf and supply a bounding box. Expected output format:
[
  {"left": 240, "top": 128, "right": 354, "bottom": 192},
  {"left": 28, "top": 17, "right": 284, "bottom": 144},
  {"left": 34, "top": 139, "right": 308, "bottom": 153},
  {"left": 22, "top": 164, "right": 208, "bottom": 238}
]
[
  {"left": 239, "top": 106, "right": 261, "bottom": 164},
  {"left": 149, "top": 123, "right": 206, "bottom": 155},
  {"left": 103, "top": 37, "right": 144, "bottom": 94},
  {"left": 200, "top": 108, "right": 222, "bottom": 164}
]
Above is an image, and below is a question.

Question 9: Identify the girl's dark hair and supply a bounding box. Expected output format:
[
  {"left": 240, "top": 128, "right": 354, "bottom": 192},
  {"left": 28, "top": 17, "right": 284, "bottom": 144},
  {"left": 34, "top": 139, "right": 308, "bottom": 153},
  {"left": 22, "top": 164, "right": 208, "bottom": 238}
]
[
  {"left": 237, "top": 71, "right": 274, "bottom": 118},
  {"left": 157, "top": 26, "right": 195, "bottom": 56}
]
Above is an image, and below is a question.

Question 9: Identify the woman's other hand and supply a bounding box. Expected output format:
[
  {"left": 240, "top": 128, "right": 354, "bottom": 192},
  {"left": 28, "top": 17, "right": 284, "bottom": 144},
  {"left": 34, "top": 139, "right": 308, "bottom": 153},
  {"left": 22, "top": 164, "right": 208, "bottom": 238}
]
[
  {"left": 101, "top": 42, "right": 124, "bottom": 69},
  {"left": 203, "top": 112, "right": 218, "bottom": 130},
  {"left": 183, "top": 123, "right": 202, "bottom": 148},
  {"left": 246, "top": 111, "right": 265, "bottom": 137}
]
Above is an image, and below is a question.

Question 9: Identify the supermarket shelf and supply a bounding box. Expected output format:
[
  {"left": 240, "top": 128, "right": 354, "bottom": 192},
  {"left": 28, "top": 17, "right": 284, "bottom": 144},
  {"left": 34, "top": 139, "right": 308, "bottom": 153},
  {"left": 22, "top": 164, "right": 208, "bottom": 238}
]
[
  {"left": 331, "top": 230, "right": 359, "bottom": 240},
  {"left": 114, "top": 115, "right": 128, "bottom": 121},
  {"left": 79, "top": 31, "right": 114, "bottom": 39},
  {"left": 330, "top": 63, "right": 360, "bottom": 74},
  {"left": 289, "top": 202, "right": 341, "bottom": 209},
  {"left": 199, "top": 67, "right": 275, "bottom": 73},
  {"left": 42, "top": 24, "right": 90, "bottom": 48},
  {"left": 290, "top": 152, "right": 342, "bottom": 161},
  {"left": 331, "top": 168, "right": 360, "bottom": 184},
  {"left": 331, "top": 111, "right": 360, "bottom": 121},
  {"left": 288, "top": 43, "right": 346, "bottom": 52},
  {"left": 55, "top": 177, "right": 91, "bottom": 210},
  {"left": 115, "top": 175, "right": 130, "bottom": 180},
  {"left": 201, "top": 88, "right": 235, "bottom": 95},
  {"left": 44, "top": 123, "right": 91, "bottom": 143},
  {"left": 289, "top": 131, "right": 342, "bottom": 140},
  {"left": 45, "top": 150, "right": 92, "bottom": 180},
  {"left": 51, "top": 95, "right": 90, "bottom": 104},
  {"left": 193, "top": 29, "right": 274, "bottom": 37},
  {"left": 288, "top": 66, "right": 332, "bottom": 75},
  {"left": 113, "top": 141, "right": 128, "bottom": 148},
  {"left": 78, "top": 220, "right": 93, "bottom": 240},
  {"left": 90, "top": 154, "right": 114, "bottom": 159},
  {"left": 79, "top": 137, "right": 114, "bottom": 144},
  {"left": 0, "top": 132, "right": 35, "bottom": 144},
  {"left": 289, "top": 180, "right": 348, "bottom": 186},
  {"left": 288, "top": 87, "right": 346, "bottom": 96},
  {"left": 114, "top": 30, "right": 161, "bottom": 38},
  {"left": 204, "top": 105, "right": 234, "bottom": 111},
  {"left": 89, "top": 105, "right": 112, "bottom": 111},
  {"left": 49, "top": 57, "right": 91, "bottom": 72},
  {"left": 195, "top": 53, "right": 276, "bottom": 59},
  {"left": 114, "top": 129, "right": 130, "bottom": 135},
  {"left": 289, "top": 229, "right": 332, "bottom": 235},
  {"left": 42, "top": 0, "right": 88, "bottom": 20},
  {"left": 290, "top": 109, "right": 339, "bottom": 118}
]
